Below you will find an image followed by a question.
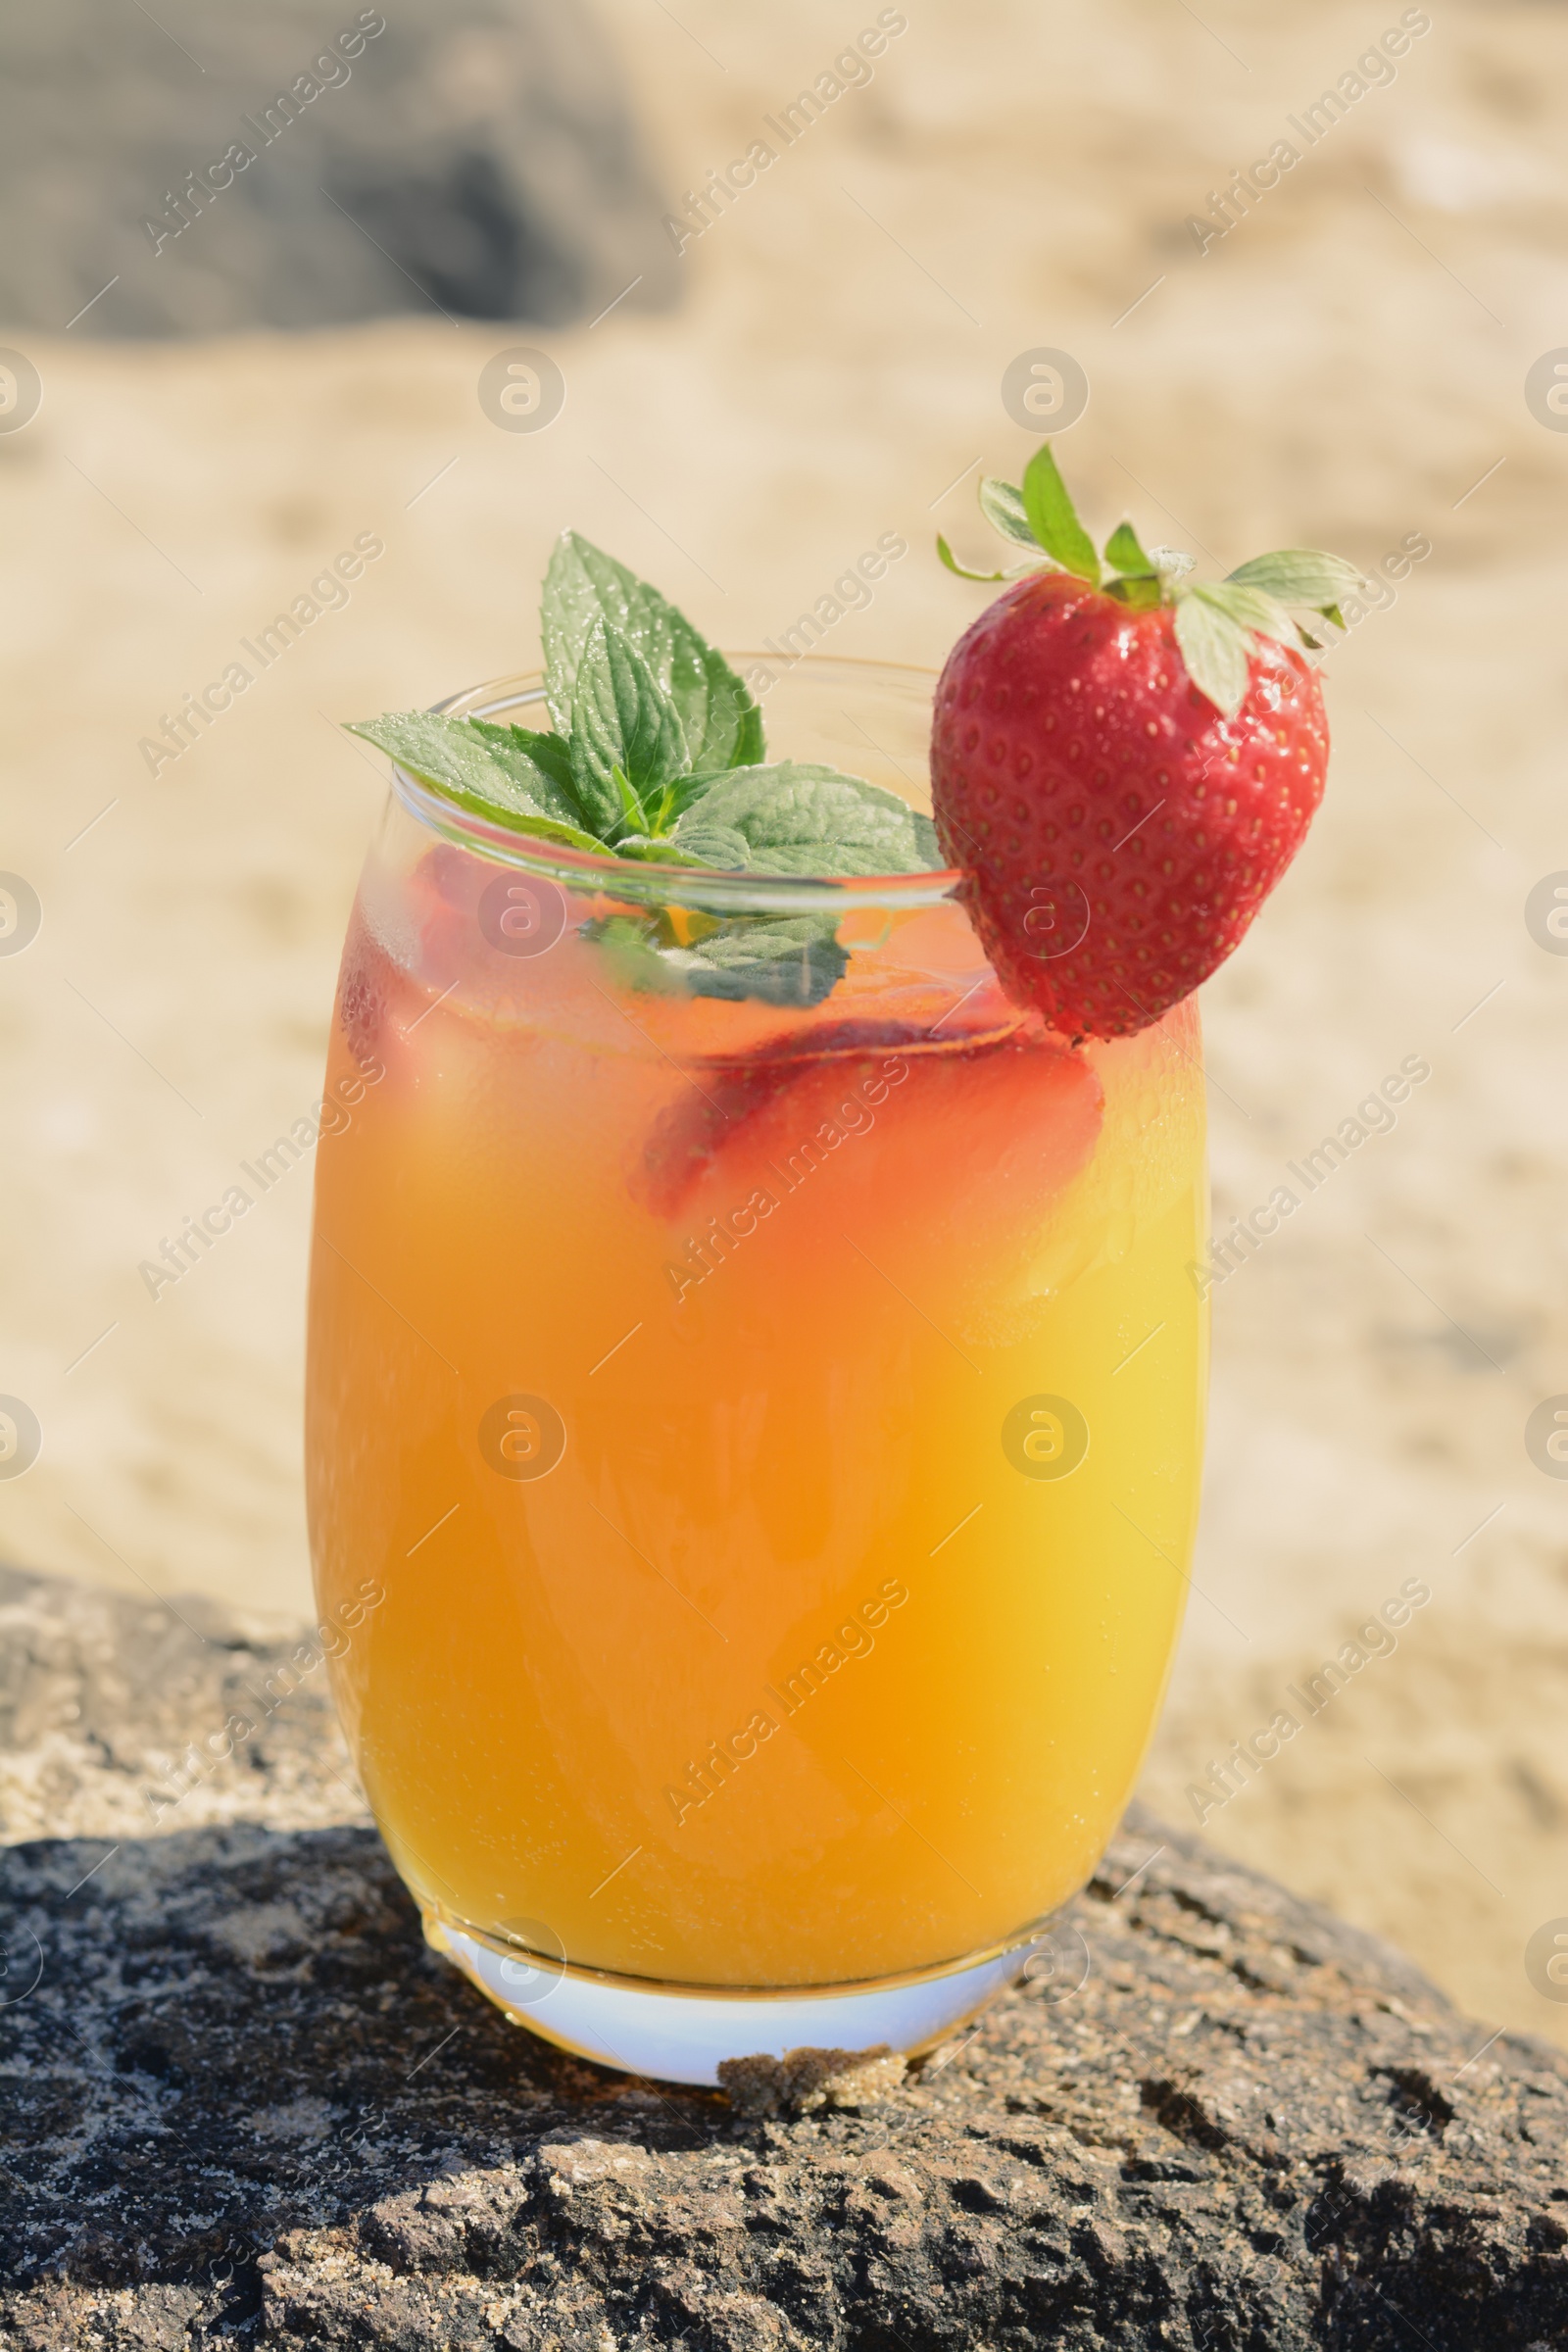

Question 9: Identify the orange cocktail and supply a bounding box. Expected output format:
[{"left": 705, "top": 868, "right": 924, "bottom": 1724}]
[{"left": 306, "top": 659, "right": 1207, "bottom": 2076}]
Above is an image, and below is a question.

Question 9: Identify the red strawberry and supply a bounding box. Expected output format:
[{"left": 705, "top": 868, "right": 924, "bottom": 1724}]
[{"left": 931, "top": 447, "right": 1357, "bottom": 1041}]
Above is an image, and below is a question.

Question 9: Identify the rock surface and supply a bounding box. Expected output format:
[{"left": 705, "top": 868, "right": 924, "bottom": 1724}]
[
  {"left": 2, "top": 1564, "right": 1566, "bottom": 2349},
  {"left": 0, "top": 0, "right": 677, "bottom": 336}
]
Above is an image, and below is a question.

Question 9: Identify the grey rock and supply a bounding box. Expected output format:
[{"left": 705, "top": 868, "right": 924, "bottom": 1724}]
[
  {"left": 2, "top": 1561, "right": 1566, "bottom": 2348},
  {"left": 0, "top": 0, "right": 677, "bottom": 338},
  {"left": 0, "top": 1564, "right": 364, "bottom": 1847}
]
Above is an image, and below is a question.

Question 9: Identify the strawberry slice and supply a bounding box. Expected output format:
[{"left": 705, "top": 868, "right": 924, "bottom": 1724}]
[{"left": 636, "top": 1019, "right": 1104, "bottom": 1261}]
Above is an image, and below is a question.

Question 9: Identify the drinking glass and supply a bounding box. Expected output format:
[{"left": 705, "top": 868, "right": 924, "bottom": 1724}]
[{"left": 306, "top": 657, "right": 1207, "bottom": 2084}]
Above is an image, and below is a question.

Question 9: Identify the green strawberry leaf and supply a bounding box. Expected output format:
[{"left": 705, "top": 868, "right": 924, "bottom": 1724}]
[
  {"left": 345, "top": 710, "right": 603, "bottom": 850},
  {"left": 937, "top": 535, "right": 1054, "bottom": 585},
  {"left": 1103, "top": 521, "right": 1155, "bottom": 575},
  {"left": 978, "top": 476, "right": 1043, "bottom": 549},
  {"left": 670, "top": 760, "right": 939, "bottom": 878},
  {"left": 1173, "top": 589, "right": 1252, "bottom": 718},
  {"left": 542, "top": 530, "right": 762, "bottom": 769},
  {"left": 1021, "top": 444, "right": 1101, "bottom": 586},
  {"left": 1225, "top": 550, "right": 1365, "bottom": 606},
  {"left": 1196, "top": 579, "right": 1298, "bottom": 646},
  {"left": 568, "top": 618, "right": 690, "bottom": 839}
]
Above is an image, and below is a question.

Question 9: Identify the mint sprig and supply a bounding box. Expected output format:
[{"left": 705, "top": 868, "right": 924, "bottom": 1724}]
[
  {"left": 348, "top": 532, "right": 934, "bottom": 873},
  {"left": 346, "top": 533, "right": 944, "bottom": 1007},
  {"left": 590, "top": 758, "right": 935, "bottom": 1002},
  {"left": 940, "top": 442, "right": 1366, "bottom": 717}
]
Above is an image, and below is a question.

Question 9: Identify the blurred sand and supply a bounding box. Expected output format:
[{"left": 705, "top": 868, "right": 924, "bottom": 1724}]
[{"left": 4, "top": 0, "right": 1568, "bottom": 2044}]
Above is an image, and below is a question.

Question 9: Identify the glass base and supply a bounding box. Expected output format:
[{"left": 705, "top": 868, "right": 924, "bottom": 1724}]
[{"left": 420, "top": 1907, "right": 1034, "bottom": 2087}]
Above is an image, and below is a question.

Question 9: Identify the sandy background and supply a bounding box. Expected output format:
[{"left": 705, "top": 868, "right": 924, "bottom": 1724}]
[{"left": 4, "top": 0, "right": 1568, "bottom": 2045}]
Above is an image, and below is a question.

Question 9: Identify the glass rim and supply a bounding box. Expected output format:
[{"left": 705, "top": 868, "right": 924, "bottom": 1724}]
[{"left": 386, "top": 654, "right": 964, "bottom": 915}]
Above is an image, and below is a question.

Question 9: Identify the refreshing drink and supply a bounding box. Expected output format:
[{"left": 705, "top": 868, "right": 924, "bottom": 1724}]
[
  {"left": 308, "top": 460, "right": 1351, "bottom": 2080},
  {"left": 308, "top": 659, "right": 1205, "bottom": 2064}
]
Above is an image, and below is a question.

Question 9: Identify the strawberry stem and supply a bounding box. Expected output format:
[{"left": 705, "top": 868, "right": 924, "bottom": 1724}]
[{"left": 939, "top": 441, "right": 1371, "bottom": 714}]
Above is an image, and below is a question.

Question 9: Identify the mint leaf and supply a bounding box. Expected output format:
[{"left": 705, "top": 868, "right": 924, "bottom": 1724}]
[
  {"left": 1173, "top": 591, "right": 1252, "bottom": 717},
  {"left": 587, "top": 907, "right": 850, "bottom": 1006},
  {"left": 345, "top": 710, "right": 603, "bottom": 850},
  {"left": 469, "top": 718, "right": 577, "bottom": 799},
  {"left": 1103, "top": 521, "right": 1154, "bottom": 575},
  {"left": 1021, "top": 444, "right": 1101, "bottom": 586},
  {"left": 658, "top": 766, "right": 736, "bottom": 829},
  {"left": 615, "top": 836, "right": 708, "bottom": 866},
  {"left": 659, "top": 817, "right": 751, "bottom": 870},
  {"left": 568, "top": 618, "right": 690, "bottom": 839},
  {"left": 978, "top": 477, "right": 1042, "bottom": 549},
  {"left": 676, "top": 915, "right": 849, "bottom": 1004},
  {"left": 1225, "top": 550, "right": 1365, "bottom": 606},
  {"left": 542, "top": 533, "right": 642, "bottom": 731},
  {"left": 671, "top": 635, "right": 765, "bottom": 771},
  {"left": 671, "top": 760, "right": 939, "bottom": 878},
  {"left": 542, "top": 530, "right": 762, "bottom": 770},
  {"left": 610, "top": 761, "right": 651, "bottom": 841}
]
